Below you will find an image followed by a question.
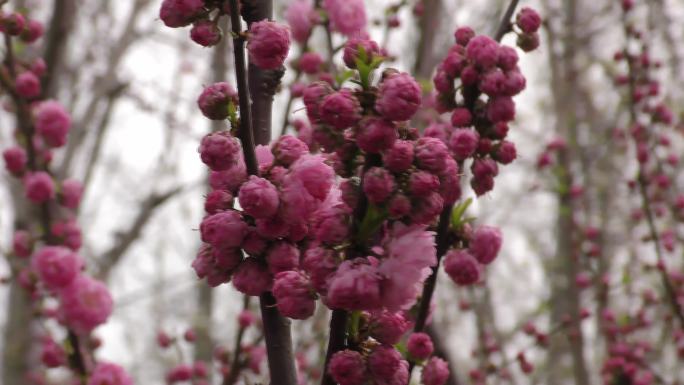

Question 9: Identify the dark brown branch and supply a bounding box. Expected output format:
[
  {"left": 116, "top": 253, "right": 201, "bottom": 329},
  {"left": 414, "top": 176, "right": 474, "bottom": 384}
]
[{"left": 42, "top": 0, "right": 77, "bottom": 97}]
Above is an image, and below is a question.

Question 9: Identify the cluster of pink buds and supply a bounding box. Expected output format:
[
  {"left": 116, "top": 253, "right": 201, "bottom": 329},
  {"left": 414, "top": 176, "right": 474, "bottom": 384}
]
[{"left": 1, "top": 8, "right": 124, "bottom": 383}]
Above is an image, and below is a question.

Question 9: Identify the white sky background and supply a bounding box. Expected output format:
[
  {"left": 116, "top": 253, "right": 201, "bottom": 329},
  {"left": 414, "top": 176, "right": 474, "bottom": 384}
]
[{"left": 1, "top": 0, "right": 683, "bottom": 384}]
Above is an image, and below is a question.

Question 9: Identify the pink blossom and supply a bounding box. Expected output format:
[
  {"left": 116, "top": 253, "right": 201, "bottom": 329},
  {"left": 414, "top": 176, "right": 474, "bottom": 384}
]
[
  {"left": 327, "top": 258, "right": 382, "bottom": 310},
  {"left": 498, "top": 45, "right": 519, "bottom": 70},
  {"left": 376, "top": 72, "right": 421, "bottom": 121},
  {"left": 466, "top": 35, "right": 499, "bottom": 69},
  {"left": 320, "top": 90, "right": 362, "bottom": 130},
  {"left": 422, "top": 357, "right": 450, "bottom": 385},
  {"left": 410, "top": 192, "right": 444, "bottom": 225},
  {"left": 343, "top": 37, "right": 381, "bottom": 68},
  {"left": 266, "top": 241, "right": 300, "bottom": 274},
  {"left": 368, "top": 345, "right": 402, "bottom": 379},
  {"left": 60, "top": 178, "right": 83, "bottom": 209},
  {"left": 273, "top": 135, "right": 309, "bottom": 166},
  {"left": 313, "top": 203, "right": 350, "bottom": 244},
  {"left": 88, "top": 363, "right": 133, "bottom": 385},
  {"left": 272, "top": 270, "right": 315, "bottom": 319},
  {"left": 16, "top": 71, "right": 41, "bottom": 98},
  {"left": 3, "top": 146, "right": 27, "bottom": 174},
  {"left": 302, "top": 246, "right": 338, "bottom": 293},
  {"left": 409, "top": 170, "right": 440, "bottom": 197},
  {"left": 209, "top": 161, "right": 247, "bottom": 194},
  {"left": 3, "top": 13, "right": 25, "bottom": 36},
  {"left": 247, "top": 20, "right": 291, "bottom": 70},
  {"left": 329, "top": 350, "right": 368, "bottom": 385},
  {"left": 286, "top": 0, "right": 318, "bottom": 42},
  {"left": 32, "top": 246, "right": 83, "bottom": 290},
  {"left": 13, "top": 230, "right": 32, "bottom": 257},
  {"left": 449, "top": 128, "right": 479, "bottom": 161},
  {"left": 494, "top": 140, "right": 517, "bottom": 164},
  {"left": 238, "top": 310, "right": 255, "bottom": 328},
  {"left": 40, "top": 337, "right": 66, "bottom": 368},
  {"left": 190, "top": 20, "right": 222, "bottom": 47},
  {"left": 439, "top": 157, "right": 461, "bottom": 205},
  {"left": 199, "top": 210, "right": 247, "bottom": 248},
  {"left": 299, "top": 52, "right": 323, "bottom": 74},
  {"left": 21, "top": 19, "right": 44, "bottom": 43},
  {"left": 159, "top": 0, "right": 205, "bottom": 28},
  {"left": 454, "top": 26, "right": 475, "bottom": 46},
  {"left": 444, "top": 249, "right": 481, "bottom": 285},
  {"left": 451, "top": 108, "right": 472, "bottom": 127},
  {"left": 35, "top": 101, "right": 71, "bottom": 147},
  {"left": 383, "top": 140, "right": 414, "bottom": 172},
  {"left": 388, "top": 194, "right": 411, "bottom": 218},
  {"left": 324, "top": 0, "right": 367, "bottom": 36},
  {"left": 407, "top": 332, "right": 434, "bottom": 360},
  {"left": 199, "top": 131, "right": 241, "bottom": 171},
  {"left": 59, "top": 276, "right": 113, "bottom": 334},
  {"left": 415, "top": 137, "right": 450, "bottom": 173},
  {"left": 24, "top": 171, "right": 55, "bottom": 203},
  {"left": 357, "top": 118, "right": 397, "bottom": 153},
  {"left": 166, "top": 364, "right": 193, "bottom": 382},
  {"left": 379, "top": 223, "right": 436, "bottom": 311},
  {"left": 255, "top": 214, "right": 290, "bottom": 240},
  {"left": 517, "top": 32, "right": 540, "bottom": 52},
  {"left": 303, "top": 81, "right": 333, "bottom": 122},
  {"left": 204, "top": 190, "right": 233, "bottom": 214},
  {"left": 197, "top": 82, "right": 238, "bottom": 120},
  {"left": 51, "top": 219, "right": 82, "bottom": 251},
  {"left": 424, "top": 122, "right": 449, "bottom": 143},
  {"left": 469, "top": 225, "right": 502, "bottom": 264},
  {"left": 370, "top": 311, "right": 409, "bottom": 344},
  {"left": 363, "top": 167, "right": 395, "bottom": 204},
  {"left": 516, "top": 7, "right": 541, "bottom": 33},
  {"left": 238, "top": 176, "right": 279, "bottom": 219},
  {"left": 232, "top": 258, "right": 272, "bottom": 296},
  {"left": 287, "top": 154, "right": 334, "bottom": 200}
]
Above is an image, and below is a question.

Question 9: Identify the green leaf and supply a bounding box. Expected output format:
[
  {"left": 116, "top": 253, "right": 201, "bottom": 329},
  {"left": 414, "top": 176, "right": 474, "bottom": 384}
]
[
  {"left": 450, "top": 198, "right": 473, "bottom": 230},
  {"left": 357, "top": 204, "right": 388, "bottom": 244},
  {"left": 335, "top": 70, "right": 356, "bottom": 87}
]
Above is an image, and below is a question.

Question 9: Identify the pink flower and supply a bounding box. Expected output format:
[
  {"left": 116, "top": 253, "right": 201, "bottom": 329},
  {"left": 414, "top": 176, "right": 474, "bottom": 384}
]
[
  {"left": 32, "top": 246, "right": 83, "bottom": 289},
  {"left": 410, "top": 192, "right": 444, "bottom": 225},
  {"left": 449, "top": 128, "right": 479, "bottom": 161},
  {"left": 197, "top": 82, "right": 238, "bottom": 120},
  {"left": 327, "top": 258, "right": 382, "bottom": 310},
  {"left": 21, "top": 19, "right": 44, "bottom": 43},
  {"left": 35, "top": 101, "right": 71, "bottom": 147},
  {"left": 247, "top": 20, "right": 291, "bottom": 70},
  {"left": 40, "top": 337, "right": 66, "bottom": 368},
  {"left": 407, "top": 332, "right": 433, "bottom": 360},
  {"left": 479, "top": 68, "right": 506, "bottom": 96},
  {"left": 388, "top": 194, "right": 411, "bottom": 218},
  {"left": 498, "top": 45, "right": 519, "bottom": 70},
  {"left": 286, "top": 0, "right": 317, "bottom": 42},
  {"left": 199, "top": 210, "right": 247, "bottom": 248},
  {"left": 272, "top": 270, "right": 315, "bottom": 319},
  {"left": 59, "top": 276, "right": 113, "bottom": 334},
  {"left": 443, "top": 249, "right": 481, "bottom": 285},
  {"left": 190, "top": 20, "right": 222, "bottom": 47},
  {"left": 13, "top": 230, "right": 32, "bottom": 257},
  {"left": 319, "top": 90, "right": 362, "bottom": 130},
  {"left": 343, "top": 37, "right": 381, "bottom": 68},
  {"left": 88, "top": 363, "right": 133, "bottom": 385},
  {"left": 238, "top": 310, "right": 255, "bottom": 328},
  {"left": 3, "top": 146, "right": 27, "bottom": 174},
  {"left": 424, "top": 122, "right": 449, "bottom": 143},
  {"left": 313, "top": 202, "right": 350, "bottom": 244},
  {"left": 415, "top": 137, "right": 450, "bottom": 173},
  {"left": 204, "top": 190, "right": 234, "bottom": 214},
  {"left": 409, "top": 170, "right": 440, "bottom": 197},
  {"left": 369, "top": 311, "right": 408, "bottom": 344},
  {"left": 379, "top": 224, "right": 436, "bottom": 311},
  {"left": 199, "top": 131, "right": 241, "bottom": 171},
  {"left": 329, "top": 350, "right": 368, "bottom": 385},
  {"left": 487, "top": 96, "right": 516, "bottom": 123},
  {"left": 383, "top": 140, "right": 414, "bottom": 172},
  {"left": 451, "top": 108, "right": 472, "bottom": 127},
  {"left": 60, "top": 178, "right": 83, "bottom": 209},
  {"left": 357, "top": 118, "right": 397, "bottom": 153},
  {"left": 298, "top": 52, "right": 323, "bottom": 74},
  {"left": 454, "top": 26, "right": 475, "bottom": 46},
  {"left": 24, "top": 171, "right": 55, "bottom": 203},
  {"left": 363, "top": 167, "right": 395, "bottom": 204},
  {"left": 376, "top": 72, "right": 421, "bottom": 121},
  {"left": 466, "top": 35, "right": 499, "bottom": 69},
  {"left": 238, "top": 176, "right": 280, "bottom": 219},
  {"left": 51, "top": 219, "right": 82, "bottom": 251},
  {"left": 287, "top": 154, "right": 334, "bottom": 200},
  {"left": 272, "top": 135, "right": 309, "bottom": 166},
  {"left": 266, "top": 241, "right": 300, "bottom": 274},
  {"left": 439, "top": 157, "right": 461, "bottom": 205},
  {"left": 16, "top": 71, "right": 41, "bottom": 98},
  {"left": 302, "top": 246, "right": 338, "bottom": 293},
  {"left": 209, "top": 162, "right": 247, "bottom": 194},
  {"left": 422, "top": 357, "right": 450, "bottom": 385},
  {"left": 324, "top": 0, "right": 367, "bottom": 36},
  {"left": 232, "top": 258, "right": 272, "bottom": 296},
  {"left": 469, "top": 225, "right": 502, "bottom": 264},
  {"left": 166, "top": 364, "right": 193, "bottom": 382},
  {"left": 494, "top": 140, "right": 517, "bottom": 164},
  {"left": 159, "top": 0, "right": 204, "bottom": 28},
  {"left": 368, "top": 345, "right": 402, "bottom": 379},
  {"left": 3, "top": 13, "right": 25, "bottom": 35},
  {"left": 516, "top": 7, "right": 541, "bottom": 33}
]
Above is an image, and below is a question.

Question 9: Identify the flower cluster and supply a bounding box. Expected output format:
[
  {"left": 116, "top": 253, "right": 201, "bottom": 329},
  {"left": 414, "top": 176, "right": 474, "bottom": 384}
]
[{"left": 1, "top": 10, "right": 122, "bottom": 382}]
